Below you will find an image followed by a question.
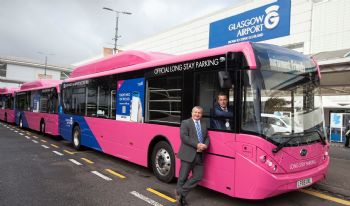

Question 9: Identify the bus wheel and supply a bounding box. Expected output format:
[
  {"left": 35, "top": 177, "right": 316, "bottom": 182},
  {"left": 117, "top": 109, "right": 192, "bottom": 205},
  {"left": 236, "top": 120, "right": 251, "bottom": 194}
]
[
  {"left": 72, "top": 126, "right": 81, "bottom": 150},
  {"left": 4, "top": 113, "right": 7, "bottom": 123},
  {"left": 40, "top": 121, "right": 45, "bottom": 135},
  {"left": 19, "top": 117, "right": 23, "bottom": 128},
  {"left": 151, "top": 141, "right": 175, "bottom": 183}
]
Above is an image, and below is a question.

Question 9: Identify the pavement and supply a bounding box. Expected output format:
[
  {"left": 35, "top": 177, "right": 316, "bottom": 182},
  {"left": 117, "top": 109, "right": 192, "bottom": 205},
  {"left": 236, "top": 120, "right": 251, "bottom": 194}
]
[
  {"left": 311, "top": 142, "right": 350, "bottom": 200},
  {"left": 1, "top": 122, "right": 350, "bottom": 205}
]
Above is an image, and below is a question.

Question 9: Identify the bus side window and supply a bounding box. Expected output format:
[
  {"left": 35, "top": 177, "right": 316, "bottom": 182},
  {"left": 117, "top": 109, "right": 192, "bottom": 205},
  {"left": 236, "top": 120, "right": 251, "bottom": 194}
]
[
  {"left": 110, "top": 90, "right": 116, "bottom": 119},
  {"left": 0, "top": 95, "right": 2, "bottom": 109},
  {"left": 86, "top": 79, "right": 98, "bottom": 117},
  {"left": 146, "top": 75, "right": 182, "bottom": 125},
  {"left": 96, "top": 75, "right": 116, "bottom": 119}
]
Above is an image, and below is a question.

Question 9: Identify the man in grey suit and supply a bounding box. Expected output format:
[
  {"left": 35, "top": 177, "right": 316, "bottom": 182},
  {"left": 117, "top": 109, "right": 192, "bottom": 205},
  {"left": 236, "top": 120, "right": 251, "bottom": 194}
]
[{"left": 176, "top": 106, "right": 210, "bottom": 206}]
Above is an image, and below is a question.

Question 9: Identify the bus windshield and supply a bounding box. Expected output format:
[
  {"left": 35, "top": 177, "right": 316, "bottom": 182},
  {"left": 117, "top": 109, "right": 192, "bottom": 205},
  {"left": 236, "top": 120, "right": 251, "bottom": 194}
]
[{"left": 242, "top": 43, "right": 326, "bottom": 146}]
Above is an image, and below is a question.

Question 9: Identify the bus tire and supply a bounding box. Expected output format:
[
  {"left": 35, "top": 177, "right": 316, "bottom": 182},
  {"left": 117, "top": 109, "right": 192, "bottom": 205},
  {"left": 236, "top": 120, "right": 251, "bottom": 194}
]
[
  {"left": 4, "top": 113, "right": 7, "bottom": 123},
  {"left": 40, "top": 121, "right": 45, "bottom": 135},
  {"left": 19, "top": 116, "right": 23, "bottom": 128},
  {"left": 151, "top": 141, "right": 175, "bottom": 183},
  {"left": 72, "top": 126, "right": 81, "bottom": 150}
]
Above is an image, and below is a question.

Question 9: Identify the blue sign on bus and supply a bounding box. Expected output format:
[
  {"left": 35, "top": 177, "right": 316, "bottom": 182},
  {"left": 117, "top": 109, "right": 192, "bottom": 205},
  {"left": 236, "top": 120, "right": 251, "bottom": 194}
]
[
  {"left": 209, "top": 0, "right": 291, "bottom": 48},
  {"left": 116, "top": 77, "right": 145, "bottom": 123}
]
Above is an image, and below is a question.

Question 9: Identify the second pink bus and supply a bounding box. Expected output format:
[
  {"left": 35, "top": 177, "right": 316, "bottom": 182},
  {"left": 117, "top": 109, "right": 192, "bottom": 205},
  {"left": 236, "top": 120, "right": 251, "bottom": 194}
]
[{"left": 15, "top": 80, "right": 62, "bottom": 135}]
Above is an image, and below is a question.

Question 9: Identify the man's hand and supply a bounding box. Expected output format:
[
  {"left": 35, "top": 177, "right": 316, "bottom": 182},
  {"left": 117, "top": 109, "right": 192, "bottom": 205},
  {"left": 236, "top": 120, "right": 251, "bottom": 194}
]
[{"left": 197, "top": 143, "right": 208, "bottom": 152}]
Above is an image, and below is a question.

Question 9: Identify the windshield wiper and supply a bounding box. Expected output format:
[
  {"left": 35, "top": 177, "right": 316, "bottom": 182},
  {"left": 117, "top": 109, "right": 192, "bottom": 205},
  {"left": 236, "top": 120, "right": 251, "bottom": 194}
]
[
  {"left": 272, "top": 130, "right": 327, "bottom": 153},
  {"left": 304, "top": 129, "right": 327, "bottom": 145},
  {"left": 272, "top": 133, "right": 301, "bottom": 153}
]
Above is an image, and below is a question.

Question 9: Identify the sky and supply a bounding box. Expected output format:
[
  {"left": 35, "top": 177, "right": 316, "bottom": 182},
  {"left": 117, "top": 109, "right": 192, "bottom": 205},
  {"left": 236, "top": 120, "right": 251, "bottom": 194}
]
[{"left": 0, "top": 0, "right": 242, "bottom": 67}]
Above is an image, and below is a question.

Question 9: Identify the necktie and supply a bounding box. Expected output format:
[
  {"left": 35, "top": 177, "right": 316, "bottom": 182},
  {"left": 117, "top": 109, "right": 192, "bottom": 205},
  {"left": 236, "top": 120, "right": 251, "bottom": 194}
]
[{"left": 195, "top": 121, "right": 203, "bottom": 143}]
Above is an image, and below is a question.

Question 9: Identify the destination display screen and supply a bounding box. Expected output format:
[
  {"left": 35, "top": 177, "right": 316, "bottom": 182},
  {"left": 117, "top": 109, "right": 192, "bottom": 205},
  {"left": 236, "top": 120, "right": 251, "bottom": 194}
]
[{"left": 252, "top": 43, "right": 316, "bottom": 74}]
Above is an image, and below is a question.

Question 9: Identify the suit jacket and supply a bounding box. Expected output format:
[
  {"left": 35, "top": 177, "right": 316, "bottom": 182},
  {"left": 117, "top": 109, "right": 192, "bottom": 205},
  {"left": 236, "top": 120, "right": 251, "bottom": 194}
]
[
  {"left": 211, "top": 103, "right": 233, "bottom": 130},
  {"left": 178, "top": 118, "right": 210, "bottom": 162}
]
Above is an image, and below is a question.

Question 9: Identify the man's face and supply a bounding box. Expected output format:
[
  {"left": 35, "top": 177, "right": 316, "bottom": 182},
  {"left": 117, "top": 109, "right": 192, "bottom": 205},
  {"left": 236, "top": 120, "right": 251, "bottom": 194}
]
[
  {"left": 192, "top": 108, "right": 203, "bottom": 121},
  {"left": 218, "top": 95, "right": 228, "bottom": 108}
]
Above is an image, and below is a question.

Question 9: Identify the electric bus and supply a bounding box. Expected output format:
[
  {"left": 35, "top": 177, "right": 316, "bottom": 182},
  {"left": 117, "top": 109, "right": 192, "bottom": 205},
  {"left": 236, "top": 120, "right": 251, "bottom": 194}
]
[
  {"left": 15, "top": 80, "right": 61, "bottom": 135},
  {"left": 59, "top": 42, "right": 329, "bottom": 199},
  {"left": 0, "top": 87, "right": 18, "bottom": 123}
]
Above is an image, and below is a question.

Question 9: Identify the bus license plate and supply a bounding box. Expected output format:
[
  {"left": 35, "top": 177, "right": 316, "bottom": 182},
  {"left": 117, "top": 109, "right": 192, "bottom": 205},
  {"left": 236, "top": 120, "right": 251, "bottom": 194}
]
[{"left": 297, "top": 178, "right": 313, "bottom": 188}]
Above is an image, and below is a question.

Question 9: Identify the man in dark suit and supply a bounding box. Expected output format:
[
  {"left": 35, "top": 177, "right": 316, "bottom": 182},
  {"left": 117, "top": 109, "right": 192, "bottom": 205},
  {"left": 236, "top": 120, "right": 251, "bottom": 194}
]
[
  {"left": 176, "top": 106, "right": 210, "bottom": 206},
  {"left": 211, "top": 92, "right": 233, "bottom": 130}
]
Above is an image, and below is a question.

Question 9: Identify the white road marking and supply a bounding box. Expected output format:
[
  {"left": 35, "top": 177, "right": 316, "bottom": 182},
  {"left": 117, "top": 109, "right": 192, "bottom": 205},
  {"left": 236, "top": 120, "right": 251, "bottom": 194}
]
[
  {"left": 41, "top": 145, "right": 49, "bottom": 149},
  {"left": 53, "top": 151, "right": 64, "bottom": 156},
  {"left": 32, "top": 140, "right": 38, "bottom": 143},
  {"left": 130, "top": 191, "right": 163, "bottom": 206},
  {"left": 25, "top": 136, "right": 30, "bottom": 139},
  {"left": 10, "top": 128, "right": 14, "bottom": 131},
  {"left": 19, "top": 133, "right": 24, "bottom": 135},
  {"left": 91, "top": 171, "right": 112, "bottom": 181},
  {"left": 69, "top": 159, "right": 82, "bottom": 166},
  {"left": 14, "top": 131, "right": 18, "bottom": 133}
]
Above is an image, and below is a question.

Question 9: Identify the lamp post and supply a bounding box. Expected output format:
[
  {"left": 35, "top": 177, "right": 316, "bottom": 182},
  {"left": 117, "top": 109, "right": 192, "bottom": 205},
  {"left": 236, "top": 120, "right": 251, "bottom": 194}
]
[
  {"left": 37, "top": 52, "right": 55, "bottom": 78},
  {"left": 103, "top": 7, "right": 132, "bottom": 54}
]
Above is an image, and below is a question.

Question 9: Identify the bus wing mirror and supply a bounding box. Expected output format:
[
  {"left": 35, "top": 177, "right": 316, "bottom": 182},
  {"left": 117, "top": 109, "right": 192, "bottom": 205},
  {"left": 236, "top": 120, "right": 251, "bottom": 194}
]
[
  {"left": 218, "top": 71, "right": 232, "bottom": 89},
  {"left": 226, "top": 52, "right": 248, "bottom": 70}
]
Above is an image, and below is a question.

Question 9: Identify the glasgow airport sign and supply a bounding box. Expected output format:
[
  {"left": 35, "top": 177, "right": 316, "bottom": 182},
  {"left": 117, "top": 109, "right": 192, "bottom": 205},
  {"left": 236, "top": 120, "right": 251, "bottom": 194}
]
[{"left": 209, "top": 0, "right": 291, "bottom": 48}]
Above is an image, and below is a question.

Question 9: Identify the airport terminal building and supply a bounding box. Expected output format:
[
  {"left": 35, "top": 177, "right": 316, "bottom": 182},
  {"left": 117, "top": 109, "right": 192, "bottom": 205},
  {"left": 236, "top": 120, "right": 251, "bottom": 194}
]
[
  {"left": 122, "top": 0, "right": 350, "bottom": 141},
  {"left": 0, "top": 56, "right": 72, "bottom": 88}
]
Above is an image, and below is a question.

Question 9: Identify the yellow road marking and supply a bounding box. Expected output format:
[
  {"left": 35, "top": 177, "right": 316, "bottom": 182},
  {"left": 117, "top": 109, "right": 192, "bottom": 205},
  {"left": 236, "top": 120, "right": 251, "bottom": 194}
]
[
  {"left": 81, "top": 158, "right": 94, "bottom": 164},
  {"left": 51, "top": 144, "right": 59, "bottom": 148},
  {"left": 146, "top": 188, "right": 176, "bottom": 203},
  {"left": 40, "top": 139, "right": 47, "bottom": 143},
  {"left": 64, "top": 150, "right": 76, "bottom": 155},
  {"left": 300, "top": 189, "right": 350, "bottom": 206},
  {"left": 105, "top": 169, "right": 126, "bottom": 179}
]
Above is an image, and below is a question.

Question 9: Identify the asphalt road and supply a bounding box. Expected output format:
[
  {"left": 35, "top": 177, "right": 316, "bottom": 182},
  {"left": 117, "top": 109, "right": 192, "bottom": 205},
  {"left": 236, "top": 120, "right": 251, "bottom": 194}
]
[{"left": 0, "top": 121, "right": 348, "bottom": 206}]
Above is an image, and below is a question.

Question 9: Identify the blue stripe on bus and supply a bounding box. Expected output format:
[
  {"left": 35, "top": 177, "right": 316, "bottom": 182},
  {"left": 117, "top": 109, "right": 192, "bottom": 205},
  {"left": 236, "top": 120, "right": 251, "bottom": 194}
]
[
  {"left": 59, "top": 114, "right": 102, "bottom": 151},
  {"left": 15, "top": 111, "right": 29, "bottom": 128}
]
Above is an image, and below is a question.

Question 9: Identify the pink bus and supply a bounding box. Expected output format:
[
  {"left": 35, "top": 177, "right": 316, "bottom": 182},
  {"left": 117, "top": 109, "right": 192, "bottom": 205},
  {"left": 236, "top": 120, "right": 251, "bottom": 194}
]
[
  {"left": 15, "top": 80, "right": 62, "bottom": 135},
  {"left": 60, "top": 42, "right": 329, "bottom": 199},
  {"left": 0, "top": 87, "right": 18, "bottom": 123}
]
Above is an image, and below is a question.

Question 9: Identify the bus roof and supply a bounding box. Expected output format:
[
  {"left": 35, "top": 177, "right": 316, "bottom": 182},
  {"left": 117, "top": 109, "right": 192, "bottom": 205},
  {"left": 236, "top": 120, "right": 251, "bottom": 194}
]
[
  {"left": 70, "top": 50, "right": 174, "bottom": 78},
  {"left": 19, "top": 80, "right": 62, "bottom": 92},
  {"left": 65, "top": 42, "right": 257, "bottom": 83},
  {"left": 0, "top": 87, "right": 19, "bottom": 95}
]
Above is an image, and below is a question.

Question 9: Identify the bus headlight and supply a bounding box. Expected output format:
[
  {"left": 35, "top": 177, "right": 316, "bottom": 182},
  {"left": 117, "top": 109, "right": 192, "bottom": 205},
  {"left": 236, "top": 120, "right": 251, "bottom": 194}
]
[
  {"left": 267, "top": 160, "right": 273, "bottom": 167},
  {"left": 259, "top": 155, "right": 267, "bottom": 163},
  {"left": 323, "top": 151, "right": 329, "bottom": 160},
  {"left": 257, "top": 148, "right": 285, "bottom": 174}
]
